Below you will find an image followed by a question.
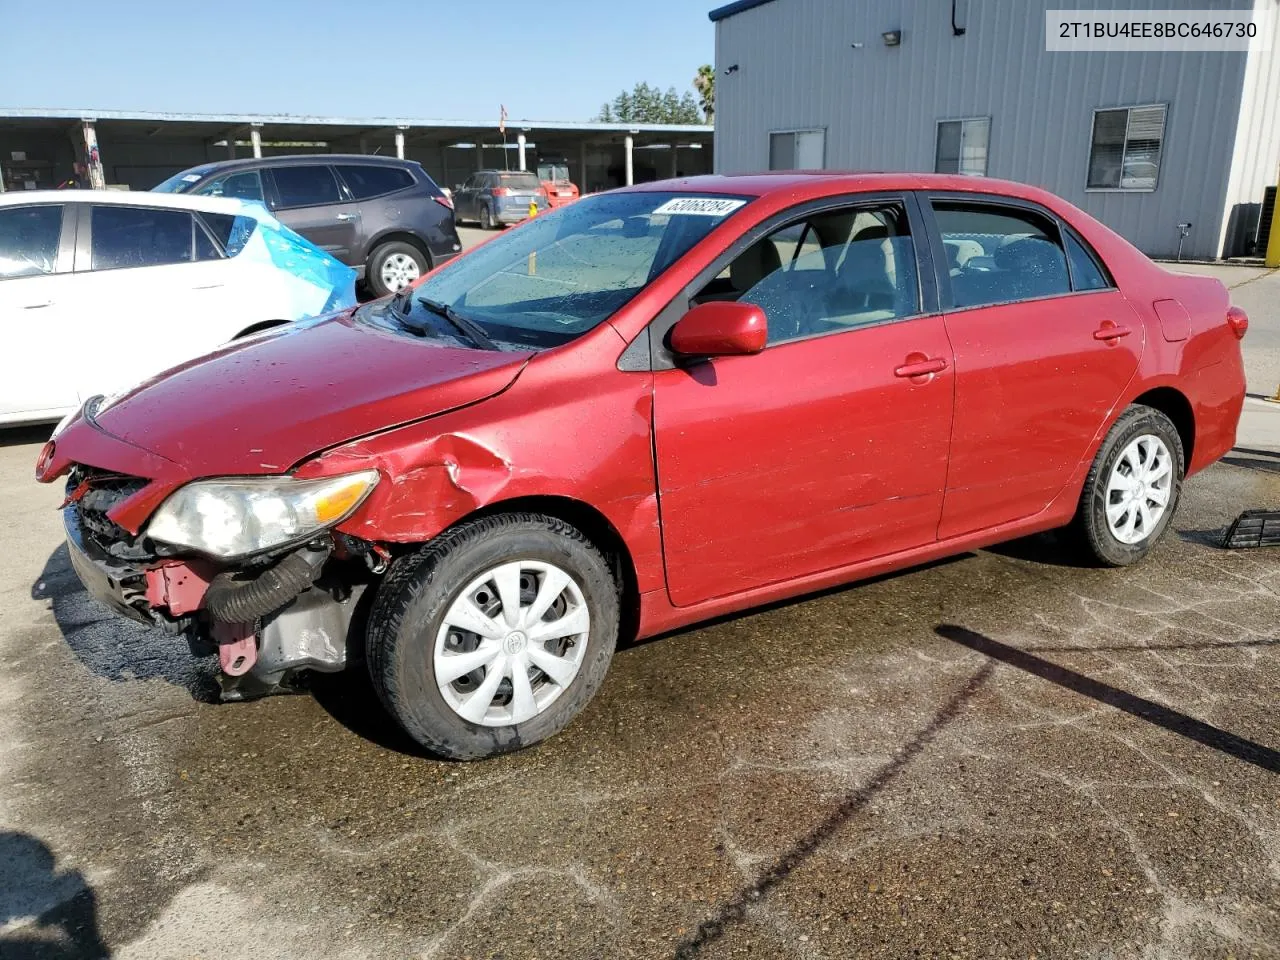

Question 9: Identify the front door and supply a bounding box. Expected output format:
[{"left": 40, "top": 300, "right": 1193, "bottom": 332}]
[
  {"left": 267, "top": 164, "right": 361, "bottom": 263},
  {"left": 653, "top": 197, "right": 955, "bottom": 607},
  {"left": 926, "top": 197, "right": 1144, "bottom": 539},
  {"left": 0, "top": 201, "right": 77, "bottom": 420}
]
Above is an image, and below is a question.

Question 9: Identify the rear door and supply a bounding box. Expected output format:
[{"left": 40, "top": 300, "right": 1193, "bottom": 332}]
[
  {"left": 64, "top": 203, "right": 235, "bottom": 398},
  {"left": 652, "top": 194, "right": 954, "bottom": 606},
  {"left": 454, "top": 174, "right": 478, "bottom": 220},
  {"left": 0, "top": 202, "right": 78, "bottom": 420},
  {"left": 921, "top": 194, "right": 1144, "bottom": 539},
  {"left": 265, "top": 163, "right": 361, "bottom": 263}
]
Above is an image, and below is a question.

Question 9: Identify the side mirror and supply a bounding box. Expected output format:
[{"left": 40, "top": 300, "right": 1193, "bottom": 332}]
[{"left": 669, "top": 301, "right": 767, "bottom": 359}]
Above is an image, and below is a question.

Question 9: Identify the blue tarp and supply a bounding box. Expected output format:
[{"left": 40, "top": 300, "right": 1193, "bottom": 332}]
[{"left": 227, "top": 200, "right": 357, "bottom": 318}]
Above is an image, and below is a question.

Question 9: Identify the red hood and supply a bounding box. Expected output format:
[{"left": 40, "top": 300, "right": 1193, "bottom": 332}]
[{"left": 89, "top": 312, "right": 531, "bottom": 477}]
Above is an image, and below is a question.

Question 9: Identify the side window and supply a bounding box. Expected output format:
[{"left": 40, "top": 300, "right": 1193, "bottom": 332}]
[
  {"left": 193, "top": 170, "right": 264, "bottom": 202},
  {"left": 695, "top": 202, "right": 919, "bottom": 345},
  {"left": 271, "top": 165, "right": 342, "bottom": 209},
  {"left": 1064, "top": 230, "right": 1112, "bottom": 291},
  {"left": 199, "top": 212, "right": 256, "bottom": 257},
  {"left": 0, "top": 205, "right": 63, "bottom": 279},
  {"left": 90, "top": 206, "right": 193, "bottom": 270},
  {"left": 194, "top": 222, "right": 221, "bottom": 261},
  {"left": 932, "top": 202, "right": 1069, "bottom": 308},
  {"left": 336, "top": 164, "right": 414, "bottom": 200}
]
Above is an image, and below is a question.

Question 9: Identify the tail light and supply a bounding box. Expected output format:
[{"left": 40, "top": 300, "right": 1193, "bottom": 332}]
[
  {"left": 433, "top": 194, "right": 453, "bottom": 210},
  {"left": 1227, "top": 305, "right": 1249, "bottom": 339},
  {"left": 492, "top": 187, "right": 510, "bottom": 197}
]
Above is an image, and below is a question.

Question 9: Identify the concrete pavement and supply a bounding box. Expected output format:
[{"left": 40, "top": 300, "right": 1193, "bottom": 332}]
[{"left": 0, "top": 259, "right": 1277, "bottom": 960}]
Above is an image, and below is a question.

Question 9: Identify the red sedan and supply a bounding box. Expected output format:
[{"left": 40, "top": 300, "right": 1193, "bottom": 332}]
[{"left": 37, "top": 173, "right": 1247, "bottom": 759}]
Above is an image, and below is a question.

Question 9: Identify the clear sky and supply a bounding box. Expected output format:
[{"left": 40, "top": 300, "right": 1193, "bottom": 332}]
[{"left": 0, "top": 0, "right": 716, "bottom": 122}]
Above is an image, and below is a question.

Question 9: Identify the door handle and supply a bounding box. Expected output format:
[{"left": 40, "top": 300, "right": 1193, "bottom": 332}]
[
  {"left": 1093, "top": 322, "right": 1132, "bottom": 342},
  {"left": 192, "top": 284, "right": 224, "bottom": 290},
  {"left": 22, "top": 300, "right": 54, "bottom": 309},
  {"left": 894, "top": 357, "right": 948, "bottom": 379},
  {"left": 335, "top": 213, "right": 357, "bottom": 221}
]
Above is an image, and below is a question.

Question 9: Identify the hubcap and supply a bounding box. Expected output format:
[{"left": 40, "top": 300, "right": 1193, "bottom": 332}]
[
  {"left": 434, "top": 560, "right": 590, "bottom": 727},
  {"left": 1105, "top": 434, "right": 1174, "bottom": 545},
  {"left": 380, "top": 252, "right": 421, "bottom": 291}
]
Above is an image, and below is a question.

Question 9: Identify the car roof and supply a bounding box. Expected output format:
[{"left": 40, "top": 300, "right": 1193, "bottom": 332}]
[
  {"left": 623, "top": 172, "right": 1063, "bottom": 206},
  {"left": 0, "top": 189, "right": 254, "bottom": 216},
  {"left": 179, "top": 154, "right": 417, "bottom": 174}
]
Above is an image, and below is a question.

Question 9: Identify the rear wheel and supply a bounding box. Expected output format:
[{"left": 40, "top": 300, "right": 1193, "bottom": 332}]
[
  {"left": 366, "top": 513, "right": 619, "bottom": 760},
  {"left": 479, "top": 204, "right": 494, "bottom": 230},
  {"left": 367, "top": 241, "right": 427, "bottom": 298},
  {"left": 1067, "top": 404, "right": 1184, "bottom": 566}
]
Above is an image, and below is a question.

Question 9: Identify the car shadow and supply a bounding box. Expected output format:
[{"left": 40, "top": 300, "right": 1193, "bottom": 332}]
[
  {"left": 308, "top": 670, "right": 434, "bottom": 760},
  {"left": 32, "top": 545, "right": 219, "bottom": 703},
  {"left": 625, "top": 552, "right": 975, "bottom": 651},
  {"left": 0, "top": 830, "right": 110, "bottom": 959},
  {"left": 981, "top": 530, "right": 1083, "bottom": 567},
  {"left": 0, "top": 424, "right": 53, "bottom": 448}
]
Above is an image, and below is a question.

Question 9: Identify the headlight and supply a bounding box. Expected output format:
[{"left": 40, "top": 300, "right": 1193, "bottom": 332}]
[{"left": 145, "top": 470, "right": 379, "bottom": 559}]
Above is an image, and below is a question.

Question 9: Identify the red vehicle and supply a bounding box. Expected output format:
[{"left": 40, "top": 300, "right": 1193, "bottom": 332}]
[
  {"left": 37, "top": 173, "right": 1247, "bottom": 760},
  {"left": 537, "top": 160, "right": 580, "bottom": 208}
]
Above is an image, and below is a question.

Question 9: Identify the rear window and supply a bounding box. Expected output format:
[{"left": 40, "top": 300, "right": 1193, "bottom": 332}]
[
  {"left": 199, "top": 212, "right": 257, "bottom": 257},
  {"left": 90, "top": 205, "right": 194, "bottom": 270},
  {"left": 272, "top": 165, "right": 342, "bottom": 208},
  {"left": 499, "top": 172, "right": 542, "bottom": 191},
  {"left": 337, "top": 164, "right": 415, "bottom": 199}
]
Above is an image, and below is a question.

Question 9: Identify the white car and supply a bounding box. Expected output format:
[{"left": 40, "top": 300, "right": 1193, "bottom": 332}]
[{"left": 0, "top": 190, "right": 356, "bottom": 427}]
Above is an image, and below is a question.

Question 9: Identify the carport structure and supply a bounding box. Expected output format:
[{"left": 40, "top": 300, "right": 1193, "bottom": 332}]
[{"left": 0, "top": 109, "right": 713, "bottom": 195}]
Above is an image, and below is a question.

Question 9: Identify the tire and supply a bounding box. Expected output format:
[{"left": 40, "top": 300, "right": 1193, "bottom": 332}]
[
  {"left": 479, "top": 204, "right": 494, "bottom": 230},
  {"left": 366, "top": 241, "right": 428, "bottom": 298},
  {"left": 366, "top": 513, "right": 619, "bottom": 760},
  {"left": 1067, "top": 404, "right": 1185, "bottom": 567}
]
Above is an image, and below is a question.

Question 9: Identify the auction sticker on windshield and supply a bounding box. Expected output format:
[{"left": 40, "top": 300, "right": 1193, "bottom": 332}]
[{"left": 652, "top": 197, "right": 747, "bottom": 217}]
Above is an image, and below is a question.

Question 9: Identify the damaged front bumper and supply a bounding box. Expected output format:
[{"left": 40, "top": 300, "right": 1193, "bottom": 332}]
[{"left": 63, "top": 500, "right": 372, "bottom": 701}]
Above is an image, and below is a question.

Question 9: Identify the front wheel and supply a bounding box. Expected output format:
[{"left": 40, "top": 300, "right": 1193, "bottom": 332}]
[
  {"left": 1067, "top": 404, "right": 1184, "bottom": 566},
  {"left": 366, "top": 514, "right": 619, "bottom": 760}
]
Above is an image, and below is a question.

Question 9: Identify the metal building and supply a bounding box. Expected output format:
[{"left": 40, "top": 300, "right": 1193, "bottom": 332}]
[{"left": 710, "top": 0, "right": 1280, "bottom": 259}]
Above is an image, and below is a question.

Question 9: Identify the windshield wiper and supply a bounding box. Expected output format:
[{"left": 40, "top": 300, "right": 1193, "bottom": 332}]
[{"left": 415, "top": 297, "right": 501, "bottom": 351}]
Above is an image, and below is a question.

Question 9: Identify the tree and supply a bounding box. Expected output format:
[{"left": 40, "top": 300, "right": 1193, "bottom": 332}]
[
  {"left": 693, "top": 64, "right": 715, "bottom": 124},
  {"left": 595, "top": 82, "right": 703, "bottom": 125}
]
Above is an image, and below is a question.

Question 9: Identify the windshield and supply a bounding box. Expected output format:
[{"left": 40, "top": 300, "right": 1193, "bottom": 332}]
[
  {"left": 404, "top": 191, "right": 750, "bottom": 349},
  {"left": 152, "top": 165, "right": 217, "bottom": 193},
  {"left": 538, "top": 164, "right": 570, "bottom": 182}
]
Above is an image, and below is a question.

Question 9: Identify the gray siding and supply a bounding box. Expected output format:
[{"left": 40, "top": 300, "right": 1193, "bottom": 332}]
[
  {"left": 714, "top": 0, "right": 1265, "bottom": 259},
  {"left": 1218, "top": 0, "right": 1280, "bottom": 255}
]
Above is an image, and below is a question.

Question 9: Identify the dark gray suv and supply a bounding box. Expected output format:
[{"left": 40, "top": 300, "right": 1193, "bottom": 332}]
[{"left": 154, "top": 155, "right": 461, "bottom": 296}]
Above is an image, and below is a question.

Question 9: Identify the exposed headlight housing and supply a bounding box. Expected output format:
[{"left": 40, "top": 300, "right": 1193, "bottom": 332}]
[{"left": 145, "top": 470, "right": 379, "bottom": 559}]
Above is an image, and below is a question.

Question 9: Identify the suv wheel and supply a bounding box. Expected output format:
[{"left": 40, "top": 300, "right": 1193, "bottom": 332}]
[
  {"left": 479, "top": 204, "right": 494, "bottom": 230},
  {"left": 366, "top": 513, "right": 619, "bottom": 760},
  {"left": 368, "top": 241, "right": 427, "bottom": 298}
]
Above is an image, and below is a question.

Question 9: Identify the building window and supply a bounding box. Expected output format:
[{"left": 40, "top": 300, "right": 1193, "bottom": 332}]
[
  {"left": 769, "top": 130, "right": 825, "bottom": 170},
  {"left": 1087, "top": 104, "right": 1166, "bottom": 191},
  {"left": 935, "top": 118, "right": 990, "bottom": 176}
]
